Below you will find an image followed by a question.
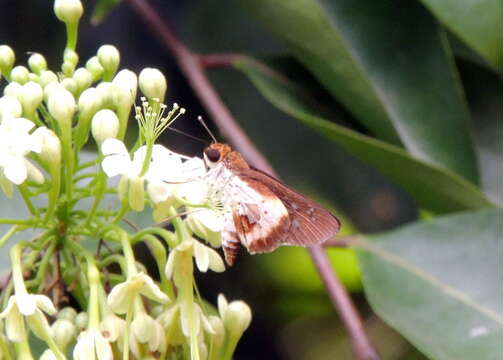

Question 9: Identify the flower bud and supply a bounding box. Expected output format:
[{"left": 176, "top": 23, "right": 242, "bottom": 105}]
[
  {"left": 86, "top": 56, "right": 104, "bottom": 82},
  {"left": 57, "top": 306, "right": 77, "bottom": 321},
  {"left": 10, "top": 65, "right": 29, "bottom": 84},
  {"left": 43, "top": 82, "right": 64, "bottom": 103},
  {"left": 96, "top": 81, "right": 115, "bottom": 109},
  {"left": 0, "top": 95, "right": 22, "bottom": 122},
  {"left": 25, "top": 160, "right": 45, "bottom": 184},
  {"left": 48, "top": 87, "right": 75, "bottom": 127},
  {"left": 3, "top": 82, "right": 22, "bottom": 98},
  {"left": 54, "top": 0, "right": 83, "bottom": 24},
  {"left": 73, "top": 67, "right": 92, "bottom": 93},
  {"left": 128, "top": 176, "right": 145, "bottom": 211},
  {"left": 40, "top": 349, "right": 57, "bottom": 360},
  {"left": 39, "top": 70, "right": 59, "bottom": 88},
  {"left": 0, "top": 45, "right": 15, "bottom": 75},
  {"left": 208, "top": 315, "right": 225, "bottom": 349},
  {"left": 0, "top": 47, "right": 12, "bottom": 71},
  {"left": 27, "top": 53, "right": 47, "bottom": 75},
  {"left": 91, "top": 109, "right": 119, "bottom": 144},
  {"left": 218, "top": 295, "right": 251, "bottom": 339},
  {"left": 100, "top": 313, "right": 125, "bottom": 342},
  {"left": 62, "top": 48, "right": 79, "bottom": 76},
  {"left": 139, "top": 68, "right": 167, "bottom": 101},
  {"left": 20, "top": 81, "right": 43, "bottom": 115},
  {"left": 52, "top": 318, "right": 77, "bottom": 348},
  {"left": 112, "top": 69, "right": 137, "bottom": 110},
  {"left": 97, "top": 45, "right": 120, "bottom": 79},
  {"left": 33, "top": 127, "right": 62, "bottom": 167},
  {"left": 78, "top": 87, "right": 101, "bottom": 120},
  {"left": 75, "top": 312, "right": 88, "bottom": 330},
  {"left": 61, "top": 77, "right": 78, "bottom": 95}
]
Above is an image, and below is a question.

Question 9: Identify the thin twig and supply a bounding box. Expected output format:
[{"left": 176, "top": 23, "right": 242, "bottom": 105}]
[{"left": 126, "top": 1, "right": 379, "bottom": 359}]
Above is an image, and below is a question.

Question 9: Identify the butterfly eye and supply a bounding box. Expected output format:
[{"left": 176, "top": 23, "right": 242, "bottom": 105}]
[{"left": 205, "top": 148, "right": 221, "bottom": 162}]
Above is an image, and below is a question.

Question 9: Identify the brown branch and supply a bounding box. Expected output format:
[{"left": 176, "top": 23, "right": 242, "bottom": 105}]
[{"left": 126, "top": 1, "right": 379, "bottom": 359}]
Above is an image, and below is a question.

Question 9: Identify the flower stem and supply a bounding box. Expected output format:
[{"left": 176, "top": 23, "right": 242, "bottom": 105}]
[{"left": 18, "top": 184, "right": 38, "bottom": 217}]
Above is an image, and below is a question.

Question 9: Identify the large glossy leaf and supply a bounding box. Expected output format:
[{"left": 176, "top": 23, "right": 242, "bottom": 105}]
[
  {"left": 358, "top": 209, "right": 503, "bottom": 359},
  {"left": 234, "top": 56, "right": 491, "bottom": 213},
  {"left": 419, "top": 0, "right": 503, "bottom": 73},
  {"left": 240, "top": 0, "right": 479, "bottom": 183}
]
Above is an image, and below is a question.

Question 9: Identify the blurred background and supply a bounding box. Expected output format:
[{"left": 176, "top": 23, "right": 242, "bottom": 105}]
[{"left": 4, "top": 0, "right": 500, "bottom": 358}]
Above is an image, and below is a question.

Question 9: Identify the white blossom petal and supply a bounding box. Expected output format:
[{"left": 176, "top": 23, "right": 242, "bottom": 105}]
[
  {"left": 4, "top": 158, "right": 28, "bottom": 184},
  {"left": 101, "top": 138, "right": 128, "bottom": 156},
  {"left": 193, "top": 241, "right": 209, "bottom": 273},
  {"left": 194, "top": 209, "right": 224, "bottom": 232}
]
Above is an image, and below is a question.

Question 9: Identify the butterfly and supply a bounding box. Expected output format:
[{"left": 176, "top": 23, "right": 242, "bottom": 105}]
[{"left": 202, "top": 143, "right": 341, "bottom": 265}]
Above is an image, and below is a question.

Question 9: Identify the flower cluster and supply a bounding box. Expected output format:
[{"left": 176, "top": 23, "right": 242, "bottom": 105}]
[{"left": 0, "top": 1, "right": 251, "bottom": 359}]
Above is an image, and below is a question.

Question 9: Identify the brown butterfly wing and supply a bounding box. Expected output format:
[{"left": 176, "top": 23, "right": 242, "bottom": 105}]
[{"left": 236, "top": 167, "right": 340, "bottom": 249}]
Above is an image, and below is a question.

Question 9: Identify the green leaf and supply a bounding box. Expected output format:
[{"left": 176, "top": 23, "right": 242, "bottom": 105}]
[
  {"left": 419, "top": 0, "right": 503, "bottom": 73},
  {"left": 240, "top": 0, "right": 479, "bottom": 183},
  {"left": 357, "top": 209, "right": 503, "bottom": 359},
  {"left": 234, "top": 56, "right": 491, "bottom": 213}
]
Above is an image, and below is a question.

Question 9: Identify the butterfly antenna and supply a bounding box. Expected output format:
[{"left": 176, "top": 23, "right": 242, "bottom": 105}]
[
  {"left": 168, "top": 126, "right": 208, "bottom": 144},
  {"left": 197, "top": 116, "right": 217, "bottom": 143}
]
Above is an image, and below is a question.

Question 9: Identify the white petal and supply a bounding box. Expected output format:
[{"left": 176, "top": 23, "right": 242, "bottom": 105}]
[
  {"left": 0, "top": 296, "right": 16, "bottom": 318},
  {"left": 25, "top": 160, "right": 44, "bottom": 184},
  {"left": 207, "top": 247, "right": 225, "bottom": 273},
  {"left": 15, "top": 294, "right": 37, "bottom": 315},
  {"left": 4, "top": 158, "right": 27, "bottom": 185},
  {"left": 138, "top": 273, "right": 170, "bottom": 304},
  {"left": 194, "top": 209, "right": 223, "bottom": 232},
  {"left": 181, "top": 157, "right": 206, "bottom": 178},
  {"left": 9, "top": 117, "right": 35, "bottom": 133},
  {"left": 26, "top": 133, "right": 42, "bottom": 153},
  {"left": 73, "top": 332, "right": 96, "bottom": 360},
  {"left": 193, "top": 241, "right": 209, "bottom": 273},
  {"left": 95, "top": 332, "right": 113, "bottom": 360},
  {"left": 165, "top": 250, "right": 177, "bottom": 280},
  {"left": 101, "top": 154, "right": 130, "bottom": 178},
  {"left": 107, "top": 282, "right": 132, "bottom": 314},
  {"left": 5, "top": 305, "right": 24, "bottom": 342},
  {"left": 217, "top": 294, "right": 228, "bottom": 319},
  {"left": 101, "top": 138, "right": 128, "bottom": 156},
  {"left": 34, "top": 295, "right": 56, "bottom": 315},
  {"left": 147, "top": 180, "right": 175, "bottom": 204}
]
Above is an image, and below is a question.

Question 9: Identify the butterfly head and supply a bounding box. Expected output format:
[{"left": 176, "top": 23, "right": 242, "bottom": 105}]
[{"left": 203, "top": 143, "right": 232, "bottom": 168}]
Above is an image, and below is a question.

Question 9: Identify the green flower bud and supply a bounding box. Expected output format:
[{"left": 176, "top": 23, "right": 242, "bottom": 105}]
[
  {"left": 40, "top": 349, "right": 57, "bottom": 360},
  {"left": 96, "top": 81, "right": 114, "bottom": 108},
  {"left": 62, "top": 48, "right": 79, "bottom": 76},
  {"left": 0, "top": 45, "right": 15, "bottom": 75},
  {"left": 75, "top": 312, "right": 88, "bottom": 330},
  {"left": 97, "top": 45, "right": 120, "bottom": 80},
  {"left": 3, "top": 82, "right": 22, "bottom": 97},
  {"left": 100, "top": 313, "right": 125, "bottom": 342},
  {"left": 91, "top": 109, "right": 119, "bottom": 144},
  {"left": 20, "top": 81, "right": 43, "bottom": 116},
  {"left": 27, "top": 53, "right": 47, "bottom": 75},
  {"left": 10, "top": 65, "right": 29, "bottom": 84},
  {"left": 33, "top": 127, "right": 62, "bottom": 167},
  {"left": 218, "top": 294, "right": 251, "bottom": 341},
  {"left": 47, "top": 87, "right": 75, "bottom": 127},
  {"left": 39, "top": 70, "right": 59, "bottom": 88},
  {"left": 54, "top": 0, "right": 83, "bottom": 24},
  {"left": 51, "top": 318, "right": 77, "bottom": 349},
  {"left": 139, "top": 68, "right": 167, "bottom": 101},
  {"left": 85, "top": 56, "right": 104, "bottom": 82},
  {"left": 61, "top": 77, "right": 78, "bottom": 95},
  {"left": 57, "top": 306, "right": 77, "bottom": 321},
  {"left": 128, "top": 176, "right": 145, "bottom": 211},
  {"left": 73, "top": 67, "right": 92, "bottom": 93},
  {"left": 25, "top": 160, "right": 45, "bottom": 184},
  {"left": 112, "top": 69, "right": 137, "bottom": 109},
  {"left": 78, "top": 87, "right": 101, "bottom": 120},
  {"left": 208, "top": 315, "right": 225, "bottom": 350},
  {"left": 0, "top": 95, "right": 22, "bottom": 121},
  {"left": 28, "top": 72, "right": 39, "bottom": 83},
  {"left": 43, "top": 82, "right": 64, "bottom": 103}
]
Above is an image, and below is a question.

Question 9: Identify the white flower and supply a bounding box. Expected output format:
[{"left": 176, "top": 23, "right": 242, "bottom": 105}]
[
  {"left": 147, "top": 156, "right": 205, "bottom": 204},
  {"left": 165, "top": 238, "right": 224, "bottom": 279},
  {"left": 0, "top": 293, "right": 56, "bottom": 342},
  {"left": 73, "top": 329, "right": 113, "bottom": 360},
  {"left": 0, "top": 117, "right": 42, "bottom": 185},
  {"left": 107, "top": 272, "right": 169, "bottom": 314}
]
